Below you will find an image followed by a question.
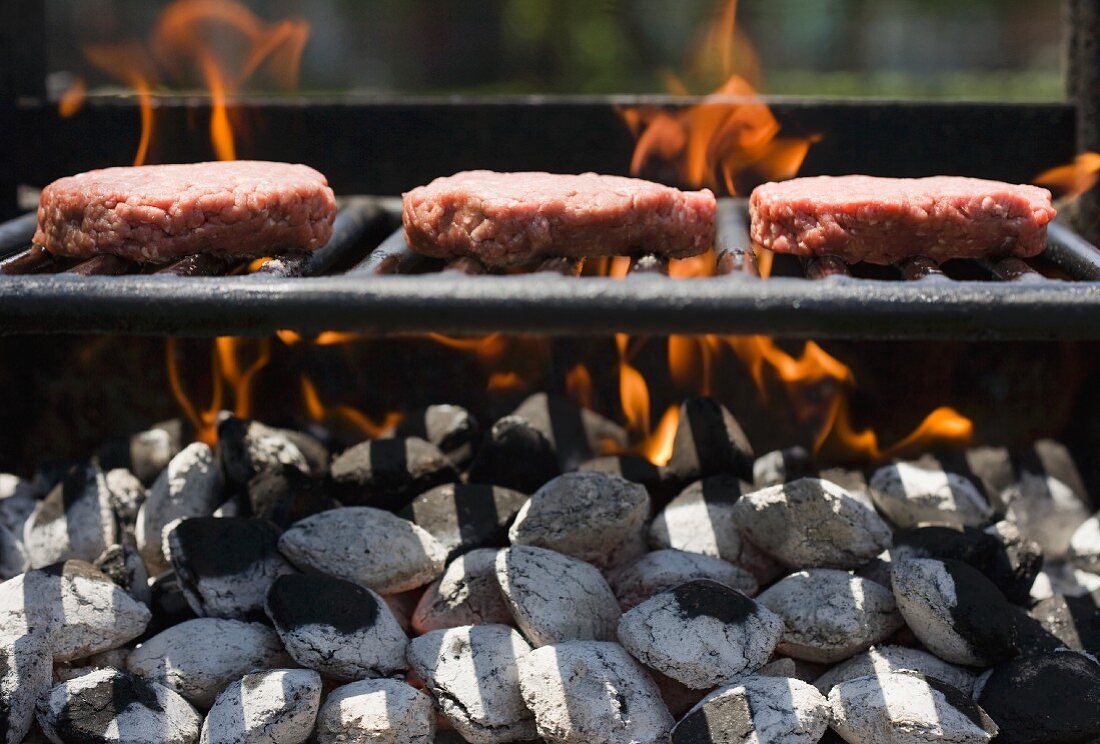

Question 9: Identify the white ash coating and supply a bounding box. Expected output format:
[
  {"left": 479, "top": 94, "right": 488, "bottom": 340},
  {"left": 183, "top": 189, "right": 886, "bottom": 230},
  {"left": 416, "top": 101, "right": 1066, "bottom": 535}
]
[
  {"left": 278, "top": 506, "right": 446, "bottom": 593},
  {"left": 0, "top": 473, "right": 39, "bottom": 539},
  {"left": 36, "top": 668, "right": 203, "bottom": 744},
  {"left": 199, "top": 669, "right": 322, "bottom": 744},
  {"left": 407, "top": 624, "right": 536, "bottom": 743},
  {"left": 511, "top": 392, "right": 630, "bottom": 470},
  {"left": 166, "top": 517, "right": 295, "bottom": 620},
  {"left": 672, "top": 675, "right": 830, "bottom": 744},
  {"left": 136, "top": 442, "right": 223, "bottom": 574},
  {"left": 0, "top": 631, "right": 51, "bottom": 744},
  {"left": 1002, "top": 471, "right": 1090, "bottom": 560},
  {"left": 828, "top": 671, "right": 998, "bottom": 744},
  {"left": 616, "top": 579, "right": 783, "bottom": 689},
  {"left": 495, "top": 545, "right": 620, "bottom": 647},
  {"left": 611, "top": 548, "right": 758, "bottom": 610},
  {"left": 756, "top": 569, "right": 903, "bottom": 664},
  {"left": 127, "top": 618, "right": 291, "bottom": 709},
  {"left": 0, "top": 560, "right": 150, "bottom": 661},
  {"left": 53, "top": 647, "right": 133, "bottom": 684},
  {"left": 813, "top": 645, "right": 978, "bottom": 696},
  {"left": 104, "top": 468, "right": 146, "bottom": 533},
  {"left": 1068, "top": 514, "right": 1100, "bottom": 574},
  {"left": 731, "top": 478, "right": 892, "bottom": 569},
  {"left": 0, "top": 523, "right": 26, "bottom": 580},
  {"left": 412, "top": 548, "right": 513, "bottom": 634},
  {"left": 314, "top": 678, "right": 436, "bottom": 744},
  {"left": 23, "top": 465, "right": 117, "bottom": 570},
  {"left": 649, "top": 475, "right": 747, "bottom": 564},
  {"left": 752, "top": 446, "right": 814, "bottom": 489},
  {"left": 403, "top": 482, "right": 527, "bottom": 560},
  {"left": 265, "top": 573, "right": 409, "bottom": 681},
  {"left": 869, "top": 461, "right": 993, "bottom": 528},
  {"left": 517, "top": 640, "right": 673, "bottom": 744},
  {"left": 891, "top": 558, "right": 1012, "bottom": 666},
  {"left": 508, "top": 472, "right": 650, "bottom": 566},
  {"left": 219, "top": 417, "right": 311, "bottom": 487}
]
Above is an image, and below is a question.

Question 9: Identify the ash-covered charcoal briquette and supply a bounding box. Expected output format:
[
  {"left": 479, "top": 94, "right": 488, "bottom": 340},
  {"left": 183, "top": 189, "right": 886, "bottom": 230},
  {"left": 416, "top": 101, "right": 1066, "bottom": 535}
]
[
  {"left": 127, "top": 617, "right": 291, "bottom": 709},
  {"left": 891, "top": 558, "right": 1018, "bottom": 666},
  {"left": 412, "top": 548, "right": 513, "bottom": 633},
  {"left": 0, "top": 474, "right": 39, "bottom": 544},
  {"left": 0, "top": 560, "right": 150, "bottom": 661},
  {"left": 315, "top": 678, "right": 436, "bottom": 744},
  {"left": 611, "top": 549, "right": 758, "bottom": 610},
  {"left": 246, "top": 464, "right": 335, "bottom": 529},
  {"left": 512, "top": 392, "right": 629, "bottom": 471},
  {"left": 93, "top": 543, "right": 152, "bottom": 606},
  {"left": 496, "top": 545, "right": 620, "bottom": 647},
  {"left": 401, "top": 482, "right": 527, "bottom": 560},
  {"left": 407, "top": 624, "right": 536, "bottom": 743},
  {"left": 389, "top": 403, "right": 481, "bottom": 467},
  {"left": 265, "top": 572, "right": 408, "bottom": 680},
  {"left": 467, "top": 415, "right": 562, "bottom": 494},
  {"left": 829, "top": 670, "right": 998, "bottom": 744},
  {"left": 1028, "top": 589, "right": 1100, "bottom": 656},
  {"left": 813, "top": 644, "right": 978, "bottom": 696},
  {"left": 23, "top": 463, "right": 117, "bottom": 570},
  {"left": 278, "top": 506, "right": 446, "bottom": 593},
  {"left": 0, "top": 523, "right": 26, "bottom": 580},
  {"left": 731, "top": 477, "right": 892, "bottom": 569},
  {"left": 1068, "top": 513, "right": 1100, "bottom": 574},
  {"left": 330, "top": 436, "right": 457, "bottom": 510},
  {"left": 136, "top": 442, "right": 222, "bottom": 575},
  {"left": 0, "top": 631, "right": 51, "bottom": 744},
  {"left": 665, "top": 397, "right": 754, "bottom": 482},
  {"left": 752, "top": 446, "right": 814, "bottom": 488},
  {"left": 509, "top": 472, "right": 650, "bottom": 567},
  {"left": 35, "top": 668, "right": 203, "bottom": 744},
  {"left": 1002, "top": 467, "right": 1090, "bottom": 560},
  {"left": 973, "top": 650, "right": 1100, "bottom": 743},
  {"left": 96, "top": 419, "right": 187, "bottom": 486},
  {"left": 617, "top": 579, "right": 783, "bottom": 689},
  {"left": 756, "top": 569, "right": 903, "bottom": 664},
  {"left": 216, "top": 415, "right": 312, "bottom": 489},
  {"left": 578, "top": 455, "right": 679, "bottom": 504},
  {"left": 671, "top": 675, "right": 830, "bottom": 744},
  {"left": 983, "top": 520, "right": 1043, "bottom": 604},
  {"left": 649, "top": 475, "right": 748, "bottom": 565},
  {"left": 166, "top": 517, "right": 294, "bottom": 620},
  {"left": 103, "top": 468, "right": 146, "bottom": 536},
  {"left": 199, "top": 669, "right": 322, "bottom": 744},
  {"left": 869, "top": 460, "right": 994, "bottom": 528},
  {"left": 518, "top": 640, "right": 673, "bottom": 744}
]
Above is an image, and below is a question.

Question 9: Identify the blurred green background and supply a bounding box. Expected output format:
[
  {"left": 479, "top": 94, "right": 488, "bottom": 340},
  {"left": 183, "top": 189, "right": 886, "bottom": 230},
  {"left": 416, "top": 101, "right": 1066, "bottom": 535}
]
[{"left": 46, "top": 0, "right": 1065, "bottom": 100}]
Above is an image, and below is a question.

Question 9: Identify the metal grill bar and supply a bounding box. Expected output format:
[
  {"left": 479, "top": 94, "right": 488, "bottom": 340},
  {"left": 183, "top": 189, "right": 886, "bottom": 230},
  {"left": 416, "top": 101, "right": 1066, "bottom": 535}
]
[
  {"left": 158, "top": 254, "right": 234, "bottom": 277},
  {"left": 804, "top": 255, "right": 851, "bottom": 280},
  {"left": 69, "top": 255, "right": 131, "bottom": 276},
  {"left": 897, "top": 256, "right": 947, "bottom": 281},
  {"left": 254, "top": 199, "right": 385, "bottom": 278},
  {"left": 628, "top": 255, "right": 669, "bottom": 276},
  {"left": 1046, "top": 220, "right": 1100, "bottom": 280},
  {"left": 347, "top": 226, "right": 420, "bottom": 275},
  {"left": 0, "top": 212, "right": 34, "bottom": 258}
]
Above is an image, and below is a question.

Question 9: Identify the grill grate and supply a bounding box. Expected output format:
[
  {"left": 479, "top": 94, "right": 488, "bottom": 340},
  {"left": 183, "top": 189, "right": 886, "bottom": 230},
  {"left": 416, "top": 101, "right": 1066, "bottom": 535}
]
[{"left": 1, "top": 198, "right": 1100, "bottom": 339}]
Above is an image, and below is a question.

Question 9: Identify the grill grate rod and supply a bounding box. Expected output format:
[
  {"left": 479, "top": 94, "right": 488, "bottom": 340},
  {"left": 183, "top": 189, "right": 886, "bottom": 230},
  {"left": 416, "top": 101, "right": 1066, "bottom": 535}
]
[
  {"left": 253, "top": 199, "right": 385, "bottom": 278},
  {"left": 0, "top": 212, "right": 36, "bottom": 260},
  {"left": 346, "top": 226, "right": 421, "bottom": 275},
  {"left": 69, "top": 255, "right": 131, "bottom": 276},
  {"left": 1045, "top": 220, "right": 1100, "bottom": 280},
  {"left": 714, "top": 199, "right": 759, "bottom": 278},
  {"left": 979, "top": 257, "right": 1046, "bottom": 282},
  {"left": 803, "top": 255, "right": 851, "bottom": 279},
  {"left": 896, "top": 256, "right": 947, "bottom": 281}
]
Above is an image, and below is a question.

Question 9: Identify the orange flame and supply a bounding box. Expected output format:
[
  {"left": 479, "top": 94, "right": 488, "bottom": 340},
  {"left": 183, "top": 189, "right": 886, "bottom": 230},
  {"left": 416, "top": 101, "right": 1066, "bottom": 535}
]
[
  {"left": 75, "top": 0, "right": 310, "bottom": 164},
  {"left": 642, "top": 406, "right": 680, "bottom": 466},
  {"left": 300, "top": 376, "right": 403, "bottom": 439},
  {"left": 565, "top": 364, "right": 594, "bottom": 410},
  {"left": 1035, "top": 152, "right": 1100, "bottom": 199},
  {"left": 620, "top": 1, "right": 817, "bottom": 195},
  {"left": 58, "top": 78, "right": 88, "bottom": 118}
]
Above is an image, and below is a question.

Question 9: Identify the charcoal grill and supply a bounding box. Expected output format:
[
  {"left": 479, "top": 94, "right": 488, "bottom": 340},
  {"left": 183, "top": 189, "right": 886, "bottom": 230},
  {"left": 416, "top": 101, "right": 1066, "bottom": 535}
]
[{"left": 0, "top": 2, "right": 1098, "bottom": 340}]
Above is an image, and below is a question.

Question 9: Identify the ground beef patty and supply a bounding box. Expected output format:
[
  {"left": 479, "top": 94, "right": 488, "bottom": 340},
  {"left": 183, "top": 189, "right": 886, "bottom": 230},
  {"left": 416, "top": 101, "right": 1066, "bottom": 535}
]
[
  {"left": 35, "top": 161, "right": 337, "bottom": 261},
  {"left": 402, "top": 171, "right": 715, "bottom": 268},
  {"left": 750, "top": 175, "right": 1056, "bottom": 265}
]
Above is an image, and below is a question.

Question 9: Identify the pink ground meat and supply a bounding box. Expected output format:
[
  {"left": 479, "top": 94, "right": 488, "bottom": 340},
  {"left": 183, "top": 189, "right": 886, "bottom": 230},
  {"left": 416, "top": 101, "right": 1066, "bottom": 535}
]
[
  {"left": 34, "top": 161, "right": 337, "bottom": 262},
  {"left": 402, "top": 171, "right": 716, "bottom": 268},
  {"left": 749, "top": 175, "right": 1057, "bottom": 265}
]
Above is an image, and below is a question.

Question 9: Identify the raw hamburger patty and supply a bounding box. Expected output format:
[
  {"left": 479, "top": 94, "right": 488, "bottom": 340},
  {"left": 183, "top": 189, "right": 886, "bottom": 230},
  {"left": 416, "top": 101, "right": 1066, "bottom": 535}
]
[
  {"left": 402, "top": 171, "right": 715, "bottom": 268},
  {"left": 749, "top": 175, "right": 1056, "bottom": 265},
  {"left": 35, "top": 161, "right": 337, "bottom": 261}
]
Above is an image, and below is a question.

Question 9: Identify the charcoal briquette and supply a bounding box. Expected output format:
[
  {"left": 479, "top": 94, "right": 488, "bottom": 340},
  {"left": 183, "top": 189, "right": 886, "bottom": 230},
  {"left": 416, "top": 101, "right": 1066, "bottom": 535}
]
[
  {"left": 412, "top": 548, "right": 513, "bottom": 634},
  {"left": 813, "top": 644, "right": 978, "bottom": 696},
  {"left": 216, "top": 415, "right": 312, "bottom": 489},
  {"left": 329, "top": 436, "right": 457, "bottom": 510},
  {"left": 23, "top": 463, "right": 117, "bottom": 570},
  {"left": 96, "top": 419, "right": 187, "bottom": 486},
  {"left": 665, "top": 397, "right": 754, "bottom": 482},
  {"left": 611, "top": 549, "right": 758, "bottom": 610},
  {"left": 511, "top": 392, "right": 628, "bottom": 471},
  {"left": 0, "top": 631, "right": 51, "bottom": 744},
  {"left": 391, "top": 403, "right": 480, "bottom": 467},
  {"left": 752, "top": 446, "right": 814, "bottom": 488},
  {"left": 671, "top": 675, "right": 830, "bottom": 744},
  {"left": 870, "top": 460, "right": 994, "bottom": 528},
  {"left": 199, "top": 668, "right": 321, "bottom": 744},
  {"left": 93, "top": 543, "right": 151, "bottom": 606},
  {"left": 467, "top": 416, "right": 561, "bottom": 495},
  {"left": 247, "top": 464, "right": 335, "bottom": 528},
  {"left": 315, "top": 679, "right": 436, "bottom": 744},
  {"left": 649, "top": 475, "right": 748, "bottom": 565},
  {"left": 1028, "top": 589, "right": 1100, "bottom": 656},
  {"left": 401, "top": 482, "right": 527, "bottom": 560}
]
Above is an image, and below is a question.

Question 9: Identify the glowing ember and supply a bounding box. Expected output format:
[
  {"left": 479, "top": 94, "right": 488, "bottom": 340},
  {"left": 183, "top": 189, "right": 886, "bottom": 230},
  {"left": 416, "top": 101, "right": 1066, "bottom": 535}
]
[
  {"left": 1035, "top": 152, "right": 1100, "bottom": 199},
  {"left": 57, "top": 79, "right": 88, "bottom": 118}
]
